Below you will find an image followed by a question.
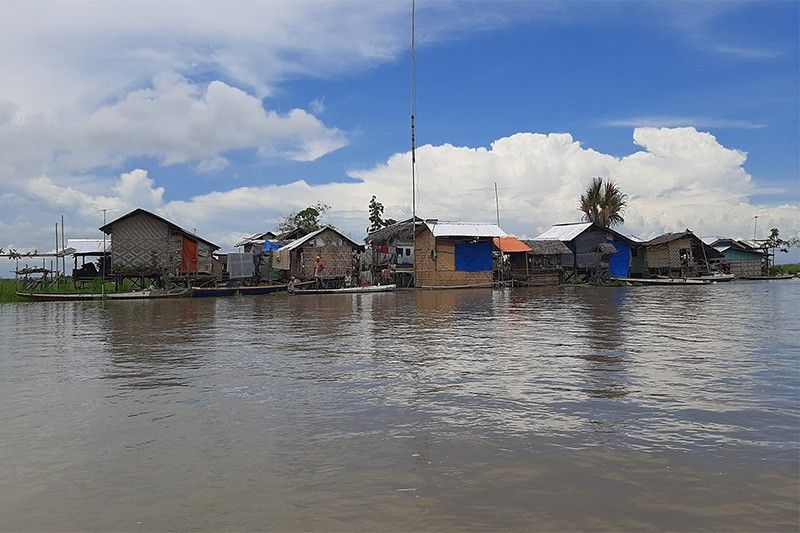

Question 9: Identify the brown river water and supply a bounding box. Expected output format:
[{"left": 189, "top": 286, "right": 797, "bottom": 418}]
[{"left": 1, "top": 281, "right": 799, "bottom": 531}]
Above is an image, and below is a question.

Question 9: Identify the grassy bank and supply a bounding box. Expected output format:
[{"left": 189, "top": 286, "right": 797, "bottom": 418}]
[
  {"left": 773, "top": 263, "right": 800, "bottom": 275},
  {"left": 0, "top": 278, "right": 125, "bottom": 303}
]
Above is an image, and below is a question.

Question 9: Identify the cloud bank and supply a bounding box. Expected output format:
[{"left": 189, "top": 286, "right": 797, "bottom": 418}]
[{"left": 9, "top": 128, "right": 798, "bottom": 259}]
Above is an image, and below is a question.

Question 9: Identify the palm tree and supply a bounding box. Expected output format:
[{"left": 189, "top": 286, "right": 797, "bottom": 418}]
[{"left": 579, "top": 177, "right": 627, "bottom": 228}]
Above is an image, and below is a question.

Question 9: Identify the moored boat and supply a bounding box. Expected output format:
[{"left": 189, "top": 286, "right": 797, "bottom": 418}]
[
  {"left": 612, "top": 277, "right": 712, "bottom": 286},
  {"left": 191, "top": 284, "right": 289, "bottom": 297},
  {"left": 656, "top": 273, "right": 736, "bottom": 282},
  {"left": 289, "top": 284, "right": 396, "bottom": 295},
  {"left": 739, "top": 275, "right": 795, "bottom": 281},
  {"left": 16, "top": 289, "right": 188, "bottom": 301}
]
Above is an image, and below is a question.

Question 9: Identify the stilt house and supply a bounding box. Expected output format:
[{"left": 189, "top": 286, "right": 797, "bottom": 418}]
[
  {"left": 493, "top": 237, "right": 533, "bottom": 283},
  {"left": 533, "top": 222, "right": 636, "bottom": 281},
  {"left": 99, "top": 208, "right": 219, "bottom": 277},
  {"left": 274, "top": 226, "right": 361, "bottom": 281},
  {"left": 365, "top": 217, "right": 422, "bottom": 287},
  {"left": 637, "top": 230, "right": 723, "bottom": 277},
  {"left": 708, "top": 238, "right": 767, "bottom": 277},
  {"left": 415, "top": 220, "right": 507, "bottom": 288},
  {"left": 522, "top": 239, "right": 572, "bottom": 285}
]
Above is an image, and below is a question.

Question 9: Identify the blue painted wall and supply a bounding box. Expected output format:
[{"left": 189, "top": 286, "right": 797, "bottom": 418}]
[{"left": 608, "top": 240, "right": 631, "bottom": 277}]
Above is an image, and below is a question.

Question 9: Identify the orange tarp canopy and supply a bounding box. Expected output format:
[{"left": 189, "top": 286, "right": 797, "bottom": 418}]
[{"left": 493, "top": 237, "right": 532, "bottom": 253}]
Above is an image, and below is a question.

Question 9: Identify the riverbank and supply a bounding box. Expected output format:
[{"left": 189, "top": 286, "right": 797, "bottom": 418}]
[{"left": 0, "top": 278, "right": 127, "bottom": 303}]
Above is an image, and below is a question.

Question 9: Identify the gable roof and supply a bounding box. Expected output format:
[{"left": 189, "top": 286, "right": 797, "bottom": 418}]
[
  {"left": 99, "top": 208, "right": 219, "bottom": 250},
  {"left": 234, "top": 230, "right": 277, "bottom": 248},
  {"left": 277, "top": 226, "right": 360, "bottom": 252},
  {"left": 644, "top": 230, "right": 695, "bottom": 247},
  {"left": 425, "top": 220, "right": 507, "bottom": 238},
  {"left": 493, "top": 236, "right": 532, "bottom": 253},
  {"left": 523, "top": 239, "right": 572, "bottom": 255},
  {"left": 534, "top": 222, "right": 635, "bottom": 244},
  {"left": 365, "top": 217, "right": 423, "bottom": 244}
]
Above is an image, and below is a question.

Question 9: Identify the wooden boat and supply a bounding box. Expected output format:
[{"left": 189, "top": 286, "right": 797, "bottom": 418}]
[
  {"left": 16, "top": 289, "right": 188, "bottom": 301},
  {"left": 191, "top": 284, "right": 289, "bottom": 297},
  {"left": 739, "top": 275, "right": 795, "bottom": 281},
  {"left": 656, "top": 273, "right": 736, "bottom": 282},
  {"left": 289, "top": 284, "right": 396, "bottom": 295},
  {"left": 612, "top": 277, "right": 712, "bottom": 286}
]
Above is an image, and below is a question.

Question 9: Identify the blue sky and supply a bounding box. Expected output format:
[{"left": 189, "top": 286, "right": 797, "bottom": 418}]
[{"left": 0, "top": 0, "right": 798, "bottom": 264}]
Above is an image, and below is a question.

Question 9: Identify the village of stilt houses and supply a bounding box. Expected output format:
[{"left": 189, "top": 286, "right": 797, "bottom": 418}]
[{"left": 2, "top": 183, "right": 797, "bottom": 302}]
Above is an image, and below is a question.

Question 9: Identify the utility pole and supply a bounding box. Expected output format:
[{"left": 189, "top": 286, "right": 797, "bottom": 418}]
[
  {"left": 410, "top": 0, "right": 417, "bottom": 288},
  {"left": 494, "top": 182, "right": 500, "bottom": 226},
  {"left": 753, "top": 215, "right": 759, "bottom": 242},
  {"left": 102, "top": 209, "right": 107, "bottom": 298},
  {"left": 61, "top": 214, "right": 66, "bottom": 281}
]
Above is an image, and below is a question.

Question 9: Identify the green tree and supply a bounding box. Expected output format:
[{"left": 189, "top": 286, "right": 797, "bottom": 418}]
[
  {"left": 760, "top": 228, "right": 799, "bottom": 271},
  {"left": 579, "top": 177, "right": 628, "bottom": 228},
  {"left": 278, "top": 202, "right": 331, "bottom": 233},
  {"left": 367, "top": 195, "right": 396, "bottom": 233}
]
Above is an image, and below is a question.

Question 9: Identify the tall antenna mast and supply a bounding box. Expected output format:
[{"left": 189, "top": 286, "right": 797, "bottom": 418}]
[
  {"left": 494, "top": 182, "right": 500, "bottom": 226},
  {"left": 411, "top": 0, "right": 418, "bottom": 286}
]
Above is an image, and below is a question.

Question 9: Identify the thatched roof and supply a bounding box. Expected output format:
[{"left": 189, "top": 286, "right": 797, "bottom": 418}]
[
  {"left": 523, "top": 239, "right": 571, "bottom": 255},
  {"left": 365, "top": 217, "right": 422, "bottom": 244}
]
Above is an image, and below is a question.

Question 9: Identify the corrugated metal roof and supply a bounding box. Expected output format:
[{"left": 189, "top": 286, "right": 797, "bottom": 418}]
[
  {"left": 534, "top": 222, "right": 592, "bottom": 241},
  {"left": 277, "top": 226, "right": 360, "bottom": 252},
  {"left": 426, "top": 221, "right": 507, "bottom": 238},
  {"left": 67, "top": 238, "right": 109, "bottom": 255},
  {"left": 493, "top": 237, "right": 532, "bottom": 253}
]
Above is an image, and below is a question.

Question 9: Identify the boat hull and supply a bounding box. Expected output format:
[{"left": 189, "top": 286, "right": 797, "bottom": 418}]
[
  {"left": 16, "top": 290, "right": 188, "bottom": 301},
  {"left": 612, "top": 277, "right": 712, "bottom": 286},
  {"left": 289, "top": 284, "right": 396, "bottom": 295},
  {"left": 191, "top": 284, "right": 288, "bottom": 297}
]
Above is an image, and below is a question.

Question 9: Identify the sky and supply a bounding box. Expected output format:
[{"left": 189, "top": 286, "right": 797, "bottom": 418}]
[{"left": 1, "top": 0, "right": 799, "bottom": 272}]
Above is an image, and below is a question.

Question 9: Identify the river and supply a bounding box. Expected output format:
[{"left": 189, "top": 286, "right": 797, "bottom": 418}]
[{"left": 1, "top": 281, "right": 798, "bottom": 530}]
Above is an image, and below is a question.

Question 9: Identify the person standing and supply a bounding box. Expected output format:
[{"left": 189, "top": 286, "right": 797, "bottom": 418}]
[{"left": 313, "top": 255, "right": 325, "bottom": 288}]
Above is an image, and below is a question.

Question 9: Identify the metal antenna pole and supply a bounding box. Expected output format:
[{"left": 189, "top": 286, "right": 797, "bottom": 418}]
[
  {"left": 61, "top": 214, "right": 66, "bottom": 280},
  {"left": 102, "top": 209, "right": 107, "bottom": 298},
  {"left": 495, "top": 182, "right": 500, "bottom": 226},
  {"left": 411, "top": 0, "right": 417, "bottom": 287}
]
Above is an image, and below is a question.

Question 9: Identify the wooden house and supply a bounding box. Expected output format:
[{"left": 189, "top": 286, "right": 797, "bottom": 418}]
[
  {"left": 522, "top": 239, "right": 572, "bottom": 285},
  {"left": 415, "top": 220, "right": 507, "bottom": 288},
  {"left": 364, "top": 217, "right": 422, "bottom": 286},
  {"left": 638, "top": 230, "right": 723, "bottom": 277},
  {"left": 534, "top": 222, "right": 637, "bottom": 281},
  {"left": 274, "top": 226, "right": 361, "bottom": 281},
  {"left": 493, "top": 237, "right": 532, "bottom": 283},
  {"left": 708, "top": 238, "right": 767, "bottom": 277},
  {"left": 99, "top": 208, "right": 219, "bottom": 278}
]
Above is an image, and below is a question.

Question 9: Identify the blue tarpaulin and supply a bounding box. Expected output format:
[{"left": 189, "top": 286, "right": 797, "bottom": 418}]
[
  {"left": 608, "top": 240, "right": 631, "bottom": 277},
  {"left": 262, "top": 240, "right": 281, "bottom": 252},
  {"left": 455, "top": 242, "right": 493, "bottom": 272}
]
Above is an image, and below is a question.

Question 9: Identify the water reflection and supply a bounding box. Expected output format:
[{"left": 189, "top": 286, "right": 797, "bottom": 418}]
[
  {"left": 1, "top": 282, "right": 798, "bottom": 530},
  {"left": 102, "top": 299, "right": 212, "bottom": 390}
]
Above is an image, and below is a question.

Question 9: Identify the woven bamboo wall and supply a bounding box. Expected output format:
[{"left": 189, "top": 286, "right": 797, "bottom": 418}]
[
  {"left": 111, "top": 213, "right": 174, "bottom": 273},
  {"left": 645, "top": 238, "right": 693, "bottom": 269},
  {"left": 415, "top": 229, "right": 493, "bottom": 287},
  {"left": 728, "top": 259, "right": 763, "bottom": 277},
  {"left": 110, "top": 212, "right": 212, "bottom": 275}
]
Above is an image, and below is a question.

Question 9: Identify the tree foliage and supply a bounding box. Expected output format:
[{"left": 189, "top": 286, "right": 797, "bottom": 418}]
[
  {"left": 579, "top": 177, "right": 628, "bottom": 228},
  {"left": 367, "top": 195, "right": 396, "bottom": 233},
  {"left": 278, "top": 202, "right": 331, "bottom": 233},
  {"left": 761, "top": 228, "right": 798, "bottom": 254}
]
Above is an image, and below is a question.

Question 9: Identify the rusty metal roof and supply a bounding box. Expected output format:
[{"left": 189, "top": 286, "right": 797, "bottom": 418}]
[{"left": 493, "top": 237, "right": 532, "bottom": 253}]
